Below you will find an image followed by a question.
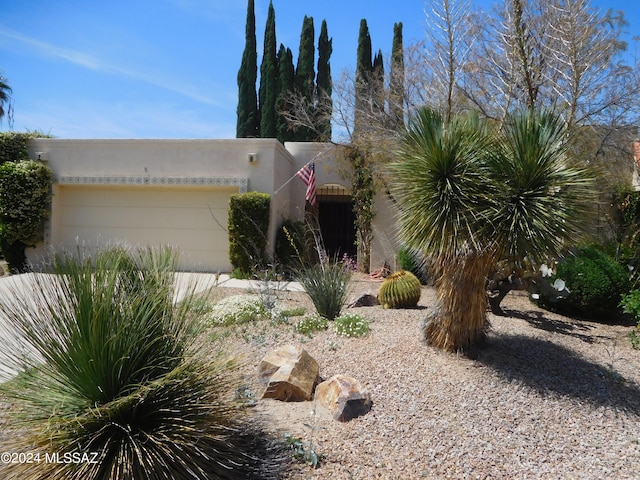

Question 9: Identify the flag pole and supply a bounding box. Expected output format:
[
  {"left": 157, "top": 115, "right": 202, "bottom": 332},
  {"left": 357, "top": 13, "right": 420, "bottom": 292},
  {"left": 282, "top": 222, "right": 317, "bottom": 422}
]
[{"left": 273, "top": 149, "right": 326, "bottom": 196}]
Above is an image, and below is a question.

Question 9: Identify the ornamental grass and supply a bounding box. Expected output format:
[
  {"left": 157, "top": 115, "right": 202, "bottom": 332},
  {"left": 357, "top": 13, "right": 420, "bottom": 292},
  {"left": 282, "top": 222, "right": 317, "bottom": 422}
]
[{"left": 0, "top": 246, "right": 284, "bottom": 480}]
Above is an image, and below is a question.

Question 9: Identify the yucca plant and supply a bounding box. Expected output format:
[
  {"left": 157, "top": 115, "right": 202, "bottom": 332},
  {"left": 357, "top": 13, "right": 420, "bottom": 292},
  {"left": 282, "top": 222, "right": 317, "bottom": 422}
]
[
  {"left": 391, "top": 108, "right": 593, "bottom": 352},
  {"left": 0, "top": 246, "right": 284, "bottom": 480},
  {"left": 377, "top": 270, "right": 422, "bottom": 308}
]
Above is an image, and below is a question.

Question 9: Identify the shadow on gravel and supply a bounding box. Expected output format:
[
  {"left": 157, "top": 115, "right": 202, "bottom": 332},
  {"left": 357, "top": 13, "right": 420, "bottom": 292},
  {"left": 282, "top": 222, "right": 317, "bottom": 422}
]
[
  {"left": 476, "top": 333, "right": 640, "bottom": 416},
  {"left": 500, "top": 309, "right": 601, "bottom": 343}
]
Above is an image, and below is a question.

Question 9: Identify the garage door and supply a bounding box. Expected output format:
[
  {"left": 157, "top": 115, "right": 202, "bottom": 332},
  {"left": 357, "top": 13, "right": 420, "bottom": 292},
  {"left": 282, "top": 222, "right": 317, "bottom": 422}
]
[{"left": 55, "top": 185, "right": 236, "bottom": 271}]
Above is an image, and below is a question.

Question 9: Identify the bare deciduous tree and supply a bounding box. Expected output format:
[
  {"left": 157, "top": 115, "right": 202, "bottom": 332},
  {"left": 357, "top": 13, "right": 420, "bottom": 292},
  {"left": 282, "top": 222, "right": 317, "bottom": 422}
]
[{"left": 423, "top": 0, "right": 473, "bottom": 122}]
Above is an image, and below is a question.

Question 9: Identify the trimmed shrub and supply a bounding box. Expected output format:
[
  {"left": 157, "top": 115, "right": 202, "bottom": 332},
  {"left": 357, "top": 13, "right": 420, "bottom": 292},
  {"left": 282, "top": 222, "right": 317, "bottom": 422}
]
[
  {"left": 228, "top": 192, "right": 270, "bottom": 276},
  {"left": 0, "top": 160, "right": 52, "bottom": 272},
  {"left": 377, "top": 270, "right": 422, "bottom": 309},
  {"left": 538, "top": 246, "right": 629, "bottom": 319}
]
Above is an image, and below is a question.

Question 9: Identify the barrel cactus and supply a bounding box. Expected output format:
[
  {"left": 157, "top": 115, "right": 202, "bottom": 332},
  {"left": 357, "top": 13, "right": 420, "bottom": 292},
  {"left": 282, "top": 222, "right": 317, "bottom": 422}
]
[{"left": 377, "top": 270, "right": 422, "bottom": 308}]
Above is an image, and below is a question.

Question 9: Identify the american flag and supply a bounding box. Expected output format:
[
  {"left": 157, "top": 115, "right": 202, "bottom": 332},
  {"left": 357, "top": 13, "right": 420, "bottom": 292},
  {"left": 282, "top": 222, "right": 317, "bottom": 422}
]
[{"left": 295, "top": 162, "right": 317, "bottom": 206}]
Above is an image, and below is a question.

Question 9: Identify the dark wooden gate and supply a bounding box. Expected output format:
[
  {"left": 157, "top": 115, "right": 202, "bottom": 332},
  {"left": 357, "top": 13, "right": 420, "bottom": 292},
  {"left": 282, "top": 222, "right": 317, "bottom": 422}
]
[{"left": 317, "top": 184, "right": 356, "bottom": 260}]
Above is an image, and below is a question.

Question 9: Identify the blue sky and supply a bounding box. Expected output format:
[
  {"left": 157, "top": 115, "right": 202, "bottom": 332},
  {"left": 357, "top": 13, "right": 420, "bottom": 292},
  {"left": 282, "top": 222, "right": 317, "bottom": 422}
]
[{"left": 1, "top": 0, "right": 637, "bottom": 139}]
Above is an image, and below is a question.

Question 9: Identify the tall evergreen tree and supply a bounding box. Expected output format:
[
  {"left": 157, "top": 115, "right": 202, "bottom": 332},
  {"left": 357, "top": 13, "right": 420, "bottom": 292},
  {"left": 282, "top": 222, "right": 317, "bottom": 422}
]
[
  {"left": 259, "top": 1, "right": 278, "bottom": 138},
  {"left": 276, "top": 44, "right": 295, "bottom": 143},
  {"left": 389, "top": 22, "right": 405, "bottom": 130},
  {"left": 354, "top": 19, "right": 373, "bottom": 138},
  {"left": 295, "top": 16, "right": 316, "bottom": 141},
  {"left": 236, "top": 0, "right": 259, "bottom": 138},
  {"left": 372, "top": 49, "right": 385, "bottom": 116},
  {"left": 316, "top": 19, "right": 333, "bottom": 142}
]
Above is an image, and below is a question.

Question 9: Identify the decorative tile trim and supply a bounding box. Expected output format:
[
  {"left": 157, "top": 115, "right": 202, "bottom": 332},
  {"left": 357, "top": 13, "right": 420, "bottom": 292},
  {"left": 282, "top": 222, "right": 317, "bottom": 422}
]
[{"left": 55, "top": 176, "right": 248, "bottom": 193}]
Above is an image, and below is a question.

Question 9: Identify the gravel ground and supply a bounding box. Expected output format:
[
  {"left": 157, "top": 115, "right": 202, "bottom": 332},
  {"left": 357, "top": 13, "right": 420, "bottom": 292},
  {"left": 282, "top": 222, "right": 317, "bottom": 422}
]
[{"left": 206, "top": 278, "right": 640, "bottom": 480}]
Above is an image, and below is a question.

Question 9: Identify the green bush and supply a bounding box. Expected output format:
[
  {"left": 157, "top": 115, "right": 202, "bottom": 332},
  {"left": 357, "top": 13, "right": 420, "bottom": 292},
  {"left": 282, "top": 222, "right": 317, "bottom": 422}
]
[
  {"left": 294, "top": 315, "right": 329, "bottom": 337},
  {"left": 207, "top": 294, "right": 269, "bottom": 326},
  {"left": 0, "top": 247, "right": 284, "bottom": 479},
  {"left": 0, "top": 160, "right": 52, "bottom": 272},
  {"left": 377, "top": 270, "right": 422, "bottom": 309},
  {"left": 0, "top": 131, "right": 46, "bottom": 165},
  {"left": 333, "top": 313, "right": 371, "bottom": 337},
  {"left": 297, "top": 261, "right": 351, "bottom": 320},
  {"left": 620, "top": 289, "right": 640, "bottom": 349},
  {"left": 228, "top": 192, "right": 270, "bottom": 276},
  {"left": 538, "top": 246, "right": 630, "bottom": 319},
  {"left": 397, "top": 246, "right": 428, "bottom": 284}
]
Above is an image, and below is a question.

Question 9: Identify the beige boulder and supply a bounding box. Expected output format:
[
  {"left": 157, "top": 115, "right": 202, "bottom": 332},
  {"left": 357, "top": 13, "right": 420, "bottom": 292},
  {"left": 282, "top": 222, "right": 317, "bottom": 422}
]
[
  {"left": 315, "top": 374, "right": 372, "bottom": 422},
  {"left": 258, "top": 345, "right": 319, "bottom": 401}
]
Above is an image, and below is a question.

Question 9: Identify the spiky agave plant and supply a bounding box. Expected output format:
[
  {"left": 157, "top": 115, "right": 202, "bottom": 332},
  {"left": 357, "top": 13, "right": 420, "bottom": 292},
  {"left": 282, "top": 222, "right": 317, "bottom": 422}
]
[
  {"left": 0, "top": 246, "right": 284, "bottom": 480},
  {"left": 377, "top": 270, "right": 422, "bottom": 308}
]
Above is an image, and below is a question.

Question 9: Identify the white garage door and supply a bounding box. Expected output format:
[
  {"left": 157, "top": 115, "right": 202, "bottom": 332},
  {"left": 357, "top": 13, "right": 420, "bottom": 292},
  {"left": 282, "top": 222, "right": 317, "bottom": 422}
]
[{"left": 56, "top": 185, "right": 236, "bottom": 271}]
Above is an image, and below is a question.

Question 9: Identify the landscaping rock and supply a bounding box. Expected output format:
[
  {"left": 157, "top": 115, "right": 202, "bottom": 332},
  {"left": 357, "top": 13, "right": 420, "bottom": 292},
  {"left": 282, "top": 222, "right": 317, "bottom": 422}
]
[
  {"left": 314, "top": 374, "right": 372, "bottom": 422},
  {"left": 258, "top": 345, "right": 319, "bottom": 401},
  {"left": 347, "top": 292, "right": 379, "bottom": 308}
]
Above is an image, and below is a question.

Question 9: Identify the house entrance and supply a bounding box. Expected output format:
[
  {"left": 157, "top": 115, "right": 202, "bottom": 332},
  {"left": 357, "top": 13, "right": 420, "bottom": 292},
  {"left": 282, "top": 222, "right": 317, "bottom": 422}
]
[{"left": 317, "top": 184, "right": 356, "bottom": 261}]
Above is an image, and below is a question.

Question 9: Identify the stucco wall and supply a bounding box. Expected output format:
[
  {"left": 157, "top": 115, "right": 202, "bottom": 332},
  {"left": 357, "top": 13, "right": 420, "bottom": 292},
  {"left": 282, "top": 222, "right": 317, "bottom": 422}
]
[
  {"left": 27, "top": 138, "right": 294, "bottom": 268},
  {"left": 24, "top": 138, "right": 399, "bottom": 272}
]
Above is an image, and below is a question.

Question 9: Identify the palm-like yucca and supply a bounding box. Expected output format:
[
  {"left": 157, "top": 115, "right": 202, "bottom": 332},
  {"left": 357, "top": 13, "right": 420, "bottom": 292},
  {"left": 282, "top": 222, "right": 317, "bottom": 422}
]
[
  {"left": 487, "top": 110, "right": 593, "bottom": 264},
  {"left": 391, "top": 108, "right": 593, "bottom": 352},
  {"left": 0, "top": 247, "right": 283, "bottom": 480}
]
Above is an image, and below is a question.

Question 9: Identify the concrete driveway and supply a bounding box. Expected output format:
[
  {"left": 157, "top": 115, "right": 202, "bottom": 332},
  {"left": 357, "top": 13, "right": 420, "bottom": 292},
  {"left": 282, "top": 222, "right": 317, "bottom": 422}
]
[{"left": 0, "top": 272, "right": 304, "bottom": 380}]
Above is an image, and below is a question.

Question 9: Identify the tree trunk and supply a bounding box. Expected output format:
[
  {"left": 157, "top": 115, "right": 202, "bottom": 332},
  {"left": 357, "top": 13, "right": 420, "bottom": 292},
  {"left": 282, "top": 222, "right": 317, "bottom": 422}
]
[{"left": 423, "top": 250, "right": 495, "bottom": 352}]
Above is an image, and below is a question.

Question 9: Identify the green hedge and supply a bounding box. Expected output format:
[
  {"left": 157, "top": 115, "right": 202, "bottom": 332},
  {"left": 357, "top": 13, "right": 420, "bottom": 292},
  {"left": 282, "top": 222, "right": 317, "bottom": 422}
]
[
  {"left": 228, "top": 192, "right": 270, "bottom": 276},
  {"left": 0, "top": 160, "right": 52, "bottom": 272}
]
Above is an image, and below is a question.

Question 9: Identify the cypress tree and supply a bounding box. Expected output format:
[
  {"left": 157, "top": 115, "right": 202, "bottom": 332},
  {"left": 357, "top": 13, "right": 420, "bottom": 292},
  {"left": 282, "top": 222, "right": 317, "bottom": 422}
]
[
  {"left": 236, "top": 0, "right": 259, "bottom": 138},
  {"left": 259, "top": 1, "right": 278, "bottom": 138},
  {"left": 372, "top": 49, "right": 385, "bottom": 116},
  {"left": 295, "top": 16, "right": 315, "bottom": 141},
  {"left": 354, "top": 19, "right": 373, "bottom": 138},
  {"left": 316, "top": 19, "right": 333, "bottom": 142},
  {"left": 276, "top": 44, "right": 295, "bottom": 143},
  {"left": 389, "top": 22, "right": 405, "bottom": 130}
]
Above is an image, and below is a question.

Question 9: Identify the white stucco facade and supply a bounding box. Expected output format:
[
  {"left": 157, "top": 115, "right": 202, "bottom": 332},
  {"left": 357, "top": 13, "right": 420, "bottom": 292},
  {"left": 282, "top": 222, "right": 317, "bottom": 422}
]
[{"left": 25, "top": 138, "right": 399, "bottom": 272}]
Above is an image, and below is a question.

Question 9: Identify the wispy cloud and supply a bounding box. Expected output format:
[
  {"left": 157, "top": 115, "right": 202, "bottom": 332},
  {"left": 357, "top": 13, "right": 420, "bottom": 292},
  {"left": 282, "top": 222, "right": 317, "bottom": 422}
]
[
  {"left": 0, "top": 26, "right": 229, "bottom": 107},
  {"left": 14, "top": 100, "right": 235, "bottom": 139}
]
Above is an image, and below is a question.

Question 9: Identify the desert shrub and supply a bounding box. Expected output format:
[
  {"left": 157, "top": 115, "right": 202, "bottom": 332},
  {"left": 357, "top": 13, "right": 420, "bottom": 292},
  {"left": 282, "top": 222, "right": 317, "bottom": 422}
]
[
  {"left": 207, "top": 294, "right": 269, "bottom": 326},
  {"left": 377, "top": 270, "right": 422, "bottom": 309},
  {"left": 228, "top": 192, "right": 270, "bottom": 276},
  {"left": 397, "top": 246, "right": 429, "bottom": 284},
  {"left": 0, "top": 246, "right": 284, "bottom": 479},
  {"left": 333, "top": 313, "right": 371, "bottom": 337},
  {"left": 275, "top": 219, "right": 306, "bottom": 272},
  {"left": 280, "top": 306, "right": 306, "bottom": 317},
  {"left": 538, "top": 246, "right": 630, "bottom": 319},
  {"left": 620, "top": 289, "right": 640, "bottom": 349},
  {"left": 297, "top": 260, "right": 351, "bottom": 320},
  {"left": 293, "top": 315, "right": 329, "bottom": 337}
]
